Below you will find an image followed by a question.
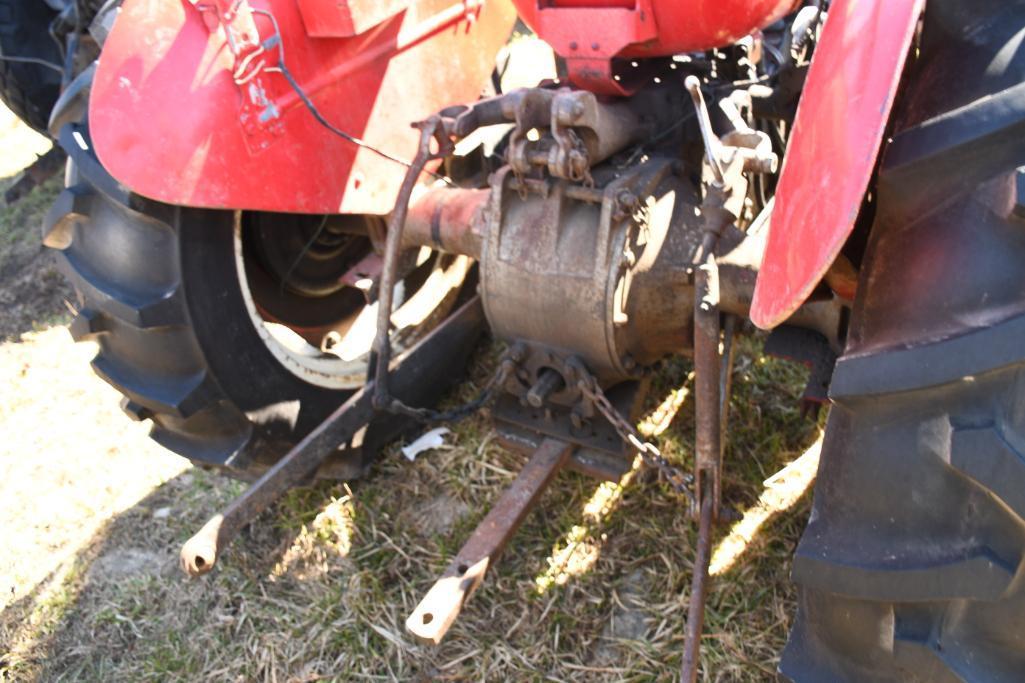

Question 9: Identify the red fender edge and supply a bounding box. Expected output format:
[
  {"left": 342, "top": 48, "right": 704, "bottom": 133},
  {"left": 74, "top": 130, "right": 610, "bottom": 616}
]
[
  {"left": 750, "top": 0, "right": 925, "bottom": 330},
  {"left": 88, "top": 0, "right": 516, "bottom": 215}
]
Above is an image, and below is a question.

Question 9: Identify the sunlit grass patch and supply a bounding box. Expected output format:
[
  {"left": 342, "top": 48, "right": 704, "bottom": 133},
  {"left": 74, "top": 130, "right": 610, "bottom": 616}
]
[
  {"left": 0, "top": 102, "right": 51, "bottom": 179},
  {"left": 1, "top": 321, "right": 822, "bottom": 681}
]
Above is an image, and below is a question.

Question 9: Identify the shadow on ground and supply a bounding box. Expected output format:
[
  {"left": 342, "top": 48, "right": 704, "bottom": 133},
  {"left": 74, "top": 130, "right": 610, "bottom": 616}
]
[{"left": 1, "top": 337, "right": 821, "bottom": 681}]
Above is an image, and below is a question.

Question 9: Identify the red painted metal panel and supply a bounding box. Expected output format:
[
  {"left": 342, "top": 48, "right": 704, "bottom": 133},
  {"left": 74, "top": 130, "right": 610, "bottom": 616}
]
[
  {"left": 89, "top": 0, "right": 516, "bottom": 215},
  {"left": 514, "top": 0, "right": 798, "bottom": 94},
  {"left": 750, "top": 0, "right": 925, "bottom": 330},
  {"left": 295, "top": 0, "right": 414, "bottom": 38}
]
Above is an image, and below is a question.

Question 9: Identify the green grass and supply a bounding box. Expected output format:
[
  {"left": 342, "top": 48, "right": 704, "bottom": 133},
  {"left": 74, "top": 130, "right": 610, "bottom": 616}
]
[{"left": 2, "top": 328, "right": 821, "bottom": 681}]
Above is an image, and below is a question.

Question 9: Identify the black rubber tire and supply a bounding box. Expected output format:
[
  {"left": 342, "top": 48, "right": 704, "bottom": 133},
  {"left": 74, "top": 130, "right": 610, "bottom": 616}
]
[
  {"left": 46, "top": 124, "right": 424, "bottom": 479},
  {"left": 0, "top": 0, "right": 62, "bottom": 134},
  {"left": 780, "top": 1, "right": 1025, "bottom": 680}
]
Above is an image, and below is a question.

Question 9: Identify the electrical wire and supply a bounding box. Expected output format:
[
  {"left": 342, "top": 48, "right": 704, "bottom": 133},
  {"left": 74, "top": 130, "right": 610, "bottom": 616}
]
[
  {"left": 618, "top": 109, "right": 696, "bottom": 168},
  {"left": 0, "top": 54, "right": 64, "bottom": 74},
  {"left": 250, "top": 8, "right": 452, "bottom": 185},
  {"left": 279, "top": 214, "right": 329, "bottom": 295}
]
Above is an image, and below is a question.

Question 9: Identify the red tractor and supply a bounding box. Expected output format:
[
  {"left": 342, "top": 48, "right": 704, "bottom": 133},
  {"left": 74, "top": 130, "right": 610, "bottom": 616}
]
[{"left": 5, "top": 0, "right": 1025, "bottom": 678}]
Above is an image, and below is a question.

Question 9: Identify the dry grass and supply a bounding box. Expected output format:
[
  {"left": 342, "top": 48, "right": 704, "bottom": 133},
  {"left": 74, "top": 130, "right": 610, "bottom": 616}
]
[
  {"left": 0, "top": 107, "right": 51, "bottom": 179},
  {"left": 0, "top": 95, "right": 822, "bottom": 682}
]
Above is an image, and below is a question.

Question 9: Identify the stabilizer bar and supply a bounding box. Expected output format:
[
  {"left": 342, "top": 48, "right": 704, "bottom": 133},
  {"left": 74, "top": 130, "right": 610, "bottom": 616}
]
[
  {"left": 179, "top": 296, "right": 485, "bottom": 577},
  {"left": 406, "top": 438, "right": 573, "bottom": 644}
]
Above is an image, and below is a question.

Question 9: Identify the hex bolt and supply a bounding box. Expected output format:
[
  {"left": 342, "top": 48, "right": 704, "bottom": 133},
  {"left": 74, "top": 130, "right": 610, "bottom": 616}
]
[
  {"left": 570, "top": 410, "right": 584, "bottom": 430},
  {"left": 617, "top": 190, "right": 638, "bottom": 209},
  {"left": 526, "top": 369, "right": 565, "bottom": 408}
]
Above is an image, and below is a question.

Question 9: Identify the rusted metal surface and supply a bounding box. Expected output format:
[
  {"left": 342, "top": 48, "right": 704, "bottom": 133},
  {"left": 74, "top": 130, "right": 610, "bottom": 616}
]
[
  {"left": 682, "top": 257, "right": 736, "bottom": 681},
  {"left": 680, "top": 259, "right": 729, "bottom": 676},
  {"left": 180, "top": 296, "right": 486, "bottom": 577},
  {"left": 494, "top": 375, "right": 648, "bottom": 463},
  {"left": 481, "top": 158, "right": 703, "bottom": 385},
  {"left": 442, "top": 86, "right": 677, "bottom": 180},
  {"left": 403, "top": 186, "right": 488, "bottom": 259},
  {"left": 505, "top": 88, "right": 651, "bottom": 182},
  {"left": 685, "top": 76, "right": 777, "bottom": 269},
  {"left": 405, "top": 438, "right": 573, "bottom": 644},
  {"left": 680, "top": 493, "right": 715, "bottom": 683},
  {"left": 401, "top": 170, "right": 839, "bottom": 375},
  {"left": 493, "top": 424, "right": 636, "bottom": 483},
  {"left": 693, "top": 257, "right": 722, "bottom": 513},
  {"left": 371, "top": 117, "right": 452, "bottom": 413},
  {"left": 526, "top": 368, "right": 566, "bottom": 409}
]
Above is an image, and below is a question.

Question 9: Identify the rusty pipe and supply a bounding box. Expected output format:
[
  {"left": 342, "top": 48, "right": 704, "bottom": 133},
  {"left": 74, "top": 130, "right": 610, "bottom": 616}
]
[
  {"left": 694, "top": 257, "right": 722, "bottom": 479},
  {"left": 402, "top": 186, "right": 489, "bottom": 260},
  {"left": 680, "top": 492, "right": 715, "bottom": 683}
]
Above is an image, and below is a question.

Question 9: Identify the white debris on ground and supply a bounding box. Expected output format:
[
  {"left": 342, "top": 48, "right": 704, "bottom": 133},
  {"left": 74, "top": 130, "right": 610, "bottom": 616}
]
[{"left": 400, "top": 426, "right": 450, "bottom": 461}]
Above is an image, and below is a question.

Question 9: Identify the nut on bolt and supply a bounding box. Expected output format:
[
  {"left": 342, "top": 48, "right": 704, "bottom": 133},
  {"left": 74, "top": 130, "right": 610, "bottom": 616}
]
[{"left": 527, "top": 368, "right": 565, "bottom": 408}]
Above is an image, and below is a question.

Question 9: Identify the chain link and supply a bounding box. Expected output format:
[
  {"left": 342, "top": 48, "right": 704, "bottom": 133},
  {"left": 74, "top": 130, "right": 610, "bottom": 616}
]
[
  {"left": 390, "top": 343, "right": 695, "bottom": 506},
  {"left": 577, "top": 373, "right": 697, "bottom": 507}
]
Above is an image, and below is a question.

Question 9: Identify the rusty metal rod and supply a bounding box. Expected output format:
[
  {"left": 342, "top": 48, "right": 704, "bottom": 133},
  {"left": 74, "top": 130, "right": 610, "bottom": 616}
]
[
  {"left": 180, "top": 394, "right": 363, "bottom": 577},
  {"left": 685, "top": 75, "right": 725, "bottom": 185},
  {"left": 680, "top": 492, "right": 715, "bottom": 683},
  {"left": 681, "top": 255, "right": 723, "bottom": 680},
  {"left": 693, "top": 256, "right": 722, "bottom": 510},
  {"left": 372, "top": 117, "right": 453, "bottom": 413},
  {"left": 373, "top": 122, "right": 435, "bottom": 410},
  {"left": 180, "top": 297, "right": 485, "bottom": 577},
  {"left": 406, "top": 438, "right": 574, "bottom": 644}
]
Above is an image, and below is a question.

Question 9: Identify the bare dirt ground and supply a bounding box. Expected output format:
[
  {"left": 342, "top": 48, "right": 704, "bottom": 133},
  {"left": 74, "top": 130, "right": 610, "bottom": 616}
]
[{"left": 0, "top": 96, "right": 821, "bottom": 681}]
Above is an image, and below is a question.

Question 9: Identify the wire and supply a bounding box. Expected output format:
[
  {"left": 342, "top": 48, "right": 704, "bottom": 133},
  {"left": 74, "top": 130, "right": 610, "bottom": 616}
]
[
  {"left": 250, "top": 8, "right": 452, "bottom": 185},
  {"left": 279, "top": 214, "right": 329, "bottom": 295},
  {"left": 618, "top": 109, "right": 696, "bottom": 168},
  {"left": 0, "top": 55, "right": 64, "bottom": 74},
  {"left": 277, "top": 64, "right": 437, "bottom": 174}
]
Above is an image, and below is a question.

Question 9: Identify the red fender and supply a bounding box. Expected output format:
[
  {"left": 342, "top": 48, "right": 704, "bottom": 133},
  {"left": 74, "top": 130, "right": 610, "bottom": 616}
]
[
  {"left": 88, "top": 0, "right": 516, "bottom": 214},
  {"left": 750, "top": 0, "right": 925, "bottom": 329},
  {"left": 512, "top": 0, "right": 798, "bottom": 96}
]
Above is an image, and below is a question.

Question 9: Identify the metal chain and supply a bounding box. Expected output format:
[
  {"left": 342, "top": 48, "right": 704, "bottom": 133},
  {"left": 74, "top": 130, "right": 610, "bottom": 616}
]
[{"left": 577, "top": 374, "right": 697, "bottom": 507}]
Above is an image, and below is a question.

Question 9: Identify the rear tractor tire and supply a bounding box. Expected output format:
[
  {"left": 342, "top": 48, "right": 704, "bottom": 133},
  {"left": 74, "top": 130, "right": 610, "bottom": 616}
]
[
  {"left": 45, "top": 124, "right": 468, "bottom": 478},
  {"left": 781, "top": 0, "right": 1025, "bottom": 679},
  {"left": 0, "top": 0, "right": 62, "bottom": 134}
]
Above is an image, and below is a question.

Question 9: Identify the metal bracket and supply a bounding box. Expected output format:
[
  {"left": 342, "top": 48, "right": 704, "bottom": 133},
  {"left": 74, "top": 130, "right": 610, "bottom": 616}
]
[{"left": 405, "top": 438, "right": 573, "bottom": 644}]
